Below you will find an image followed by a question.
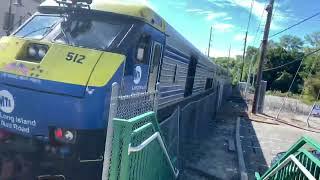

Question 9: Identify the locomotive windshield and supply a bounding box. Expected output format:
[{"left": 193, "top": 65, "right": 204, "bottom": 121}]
[{"left": 14, "top": 14, "right": 125, "bottom": 50}]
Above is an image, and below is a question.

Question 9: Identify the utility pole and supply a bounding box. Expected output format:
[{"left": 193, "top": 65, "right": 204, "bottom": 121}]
[
  {"left": 5, "top": 0, "right": 22, "bottom": 35},
  {"left": 6, "top": 0, "right": 13, "bottom": 35},
  {"left": 240, "top": 32, "right": 248, "bottom": 82},
  {"left": 228, "top": 44, "right": 231, "bottom": 61},
  {"left": 252, "top": 0, "right": 275, "bottom": 114},
  {"left": 240, "top": 0, "right": 254, "bottom": 82},
  {"left": 207, "top": 26, "right": 213, "bottom": 57},
  {"left": 244, "top": 54, "right": 256, "bottom": 99}
]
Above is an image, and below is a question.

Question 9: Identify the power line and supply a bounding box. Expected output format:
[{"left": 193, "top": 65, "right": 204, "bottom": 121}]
[
  {"left": 262, "top": 47, "right": 320, "bottom": 72},
  {"left": 263, "top": 59, "right": 301, "bottom": 72},
  {"left": 252, "top": 2, "right": 266, "bottom": 46},
  {"left": 271, "top": 0, "right": 278, "bottom": 22},
  {"left": 270, "top": 11, "right": 320, "bottom": 38},
  {"left": 276, "top": 47, "right": 320, "bottom": 119}
]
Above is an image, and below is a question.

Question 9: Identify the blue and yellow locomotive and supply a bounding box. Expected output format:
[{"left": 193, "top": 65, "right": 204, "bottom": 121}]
[{"left": 0, "top": 0, "right": 231, "bottom": 179}]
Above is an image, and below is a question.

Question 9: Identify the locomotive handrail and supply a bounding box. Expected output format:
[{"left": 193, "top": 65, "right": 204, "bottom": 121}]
[{"left": 128, "top": 131, "right": 180, "bottom": 178}]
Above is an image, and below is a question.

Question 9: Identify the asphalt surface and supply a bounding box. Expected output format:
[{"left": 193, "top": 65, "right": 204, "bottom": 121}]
[{"left": 240, "top": 117, "right": 320, "bottom": 179}]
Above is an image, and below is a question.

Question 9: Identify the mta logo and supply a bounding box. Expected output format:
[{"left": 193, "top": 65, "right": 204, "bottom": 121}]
[{"left": 0, "top": 90, "right": 14, "bottom": 113}]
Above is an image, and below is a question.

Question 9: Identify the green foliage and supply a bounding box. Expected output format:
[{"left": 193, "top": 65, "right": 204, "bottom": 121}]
[
  {"left": 263, "top": 46, "right": 304, "bottom": 93},
  {"left": 213, "top": 56, "right": 242, "bottom": 84},
  {"left": 213, "top": 32, "right": 320, "bottom": 103},
  {"left": 271, "top": 71, "right": 293, "bottom": 92},
  {"left": 303, "top": 73, "right": 320, "bottom": 99},
  {"left": 305, "top": 31, "right": 320, "bottom": 48},
  {"left": 279, "top": 35, "right": 304, "bottom": 51}
]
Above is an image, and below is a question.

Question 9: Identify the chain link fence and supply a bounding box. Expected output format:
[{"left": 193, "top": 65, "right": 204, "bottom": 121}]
[
  {"left": 102, "top": 82, "right": 232, "bottom": 180},
  {"left": 263, "top": 95, "right": 320, "bottom": 129},
  {"left": 159, "top": 107, "right": 180, "bottom": 169},
  {"left": 238, "top": 80, "right": 320, "bottom": 129},
  {"left": 102, "top": 83, "right": 159, "bottom": 180}
]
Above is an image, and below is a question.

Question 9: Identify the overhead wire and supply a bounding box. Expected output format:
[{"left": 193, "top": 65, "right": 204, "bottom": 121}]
[
  {"left": 240, "top": 0, "right": 255, "bottom": 81},
  {"left": 276, "top": 47, "right": 320, "bottom": 119},
  {"left": 270, "top": 11, "right": 320, "bottom": 38},
  {"left": 263, "top": 59, "right": 301, "bottom": 72},
  {"left": 252, "top": 1, "right": 268, "bottom": 46},
  {"left": 262, "top": 47, "right": 320, "bottom": 72}
]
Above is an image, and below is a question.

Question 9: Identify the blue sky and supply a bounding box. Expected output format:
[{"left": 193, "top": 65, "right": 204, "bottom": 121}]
[{"left": 117, "top": 0, "right": 320, "bottom": 57}]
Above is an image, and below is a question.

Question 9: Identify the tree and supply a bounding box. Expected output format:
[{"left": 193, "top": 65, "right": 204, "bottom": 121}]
[
  {"left": 304, "top": 74, "right": 320, "bottom": 100},
  {"left": 305, "top": 31, "right": 320, "bottom": 48},
  {"left": 279, "top": 35, "right": 304, "bottom": 52},
  {"left": 271, "top": 71, "right": 293, "bottom": 92},
  {"left": 246, "top": 46, "right": 259, "bottom": 60},
  {"left": 263, "top": 46, "right": 304, "bottom": 93},
  {"left": 267, "top": 40, "right": 280, "bottom": 50}
]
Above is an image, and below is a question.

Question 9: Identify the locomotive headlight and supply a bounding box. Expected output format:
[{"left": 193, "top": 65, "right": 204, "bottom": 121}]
[
  {"left": 25, "top": 44, "right": 49, "bottom": 62},
  {"left": 27, "top": 46, "right": 38, "bottom": 57},
  {"left": 38, "top": 47, "right": 47, "bottom": 58},
  {"left": 64, "top": 130, "right": 74, "bottom": 141},
  {"left": 53, "top": 128, "right": 77, "bottom": 144}
]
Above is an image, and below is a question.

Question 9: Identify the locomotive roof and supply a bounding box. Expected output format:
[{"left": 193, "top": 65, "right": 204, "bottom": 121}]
[
  {"left": 40, "top": 0, "right": 228, "bottom": 74},
  {"left": 40, "top": 0, "right": 166, "bottom": 32}
]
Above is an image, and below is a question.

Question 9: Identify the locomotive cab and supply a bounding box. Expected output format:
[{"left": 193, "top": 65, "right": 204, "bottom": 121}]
[{"left": 0, "top": 0, "right": 165, "bottom": 179}]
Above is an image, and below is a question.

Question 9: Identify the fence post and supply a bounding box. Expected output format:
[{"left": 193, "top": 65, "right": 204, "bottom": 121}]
[
  {"left": 102, "top": 82, "right": 120, "bottom": 180},
  {"left": 177, "top": 106, "right": 181, "bottom": 170},
  {"left": 194, "top": 100, "right": 201, "bottom": 139},
  {"left": 306, "top": 102, "right": 315, "bottom": 128},
  {"left": 154, "top": 82, "right": 160, "bottom": 114}
]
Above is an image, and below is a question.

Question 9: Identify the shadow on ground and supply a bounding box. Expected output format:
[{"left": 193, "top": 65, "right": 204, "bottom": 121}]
[{"left": 179, "top": 89, "right": 268, "bottom": 180}]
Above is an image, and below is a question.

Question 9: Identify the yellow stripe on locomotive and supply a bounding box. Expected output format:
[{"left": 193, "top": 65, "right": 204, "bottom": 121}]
[{"left": 0, "top": 36, "right": 125, "bottom": 87}]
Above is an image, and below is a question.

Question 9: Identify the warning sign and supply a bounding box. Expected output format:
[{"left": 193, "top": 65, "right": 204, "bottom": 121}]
[{"left": 311, "top": 104, "right": 320, "bottom": 117}]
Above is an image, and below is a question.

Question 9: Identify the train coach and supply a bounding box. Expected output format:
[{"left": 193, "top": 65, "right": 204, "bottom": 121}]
[{"left": 0, "top": 0, "right": 231, "bottom": 179}]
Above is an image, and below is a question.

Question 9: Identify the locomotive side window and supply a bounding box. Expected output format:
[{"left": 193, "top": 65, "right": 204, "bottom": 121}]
[
  {"left": 150, "top": 44, "right": 162, "bottom": 73},
  {"left": 148, "top": 42, "right": 163, "bottom": 92},
  {"left": 136, "top": 35, "right": 150, "bottom": 64}
]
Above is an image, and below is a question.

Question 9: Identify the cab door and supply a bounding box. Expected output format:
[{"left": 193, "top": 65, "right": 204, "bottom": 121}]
[{"left": 148, "top": 41, "right": 163, "bottom": 92}]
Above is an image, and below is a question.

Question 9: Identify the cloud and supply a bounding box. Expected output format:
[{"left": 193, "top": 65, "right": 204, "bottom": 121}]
[
  {"left": 207, "top": 0, "right": 236, "bottom": 8},
  {"left": 185, "top": 8, "right": 228, "bottom": 21},
  {"left": 185, "top": 8, "right": 203, "bottom": 13},
  {"left": 206, "top": 12, "right": 228, "bottom": 21},
  {"left": 234, "top": 33, "right": 254, "bottom": 42},
  {"left": 208, "top": 0, "right": 292, "bottom": 31},
  {"left": 223, "top": 17, "right": 233, "bottom": 20},
  {"left": 168, "top": 1, "right": 187, "bottom": 9},
  {"left": 206, "top": 48, "right": 243, "bottom": 58},
  {"left": 212, "top": 23, "right": 234, "bottom": 32}
]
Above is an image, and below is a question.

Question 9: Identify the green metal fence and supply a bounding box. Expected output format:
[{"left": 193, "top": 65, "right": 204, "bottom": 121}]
[
  {"left": 108, "top": 111, "right": 179, "bottom": 180},
  {"left": 255, "top": 136, "right": 320, "bottom": 180}
]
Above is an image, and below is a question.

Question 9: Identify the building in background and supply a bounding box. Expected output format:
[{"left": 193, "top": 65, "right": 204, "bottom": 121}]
[{"left": 0, "top": 0, "right": 42, "bottom": 37}]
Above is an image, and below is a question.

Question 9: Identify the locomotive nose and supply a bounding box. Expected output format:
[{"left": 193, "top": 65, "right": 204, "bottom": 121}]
[{"left": 0, "top": 36, "right": 126, "bottom": 97}]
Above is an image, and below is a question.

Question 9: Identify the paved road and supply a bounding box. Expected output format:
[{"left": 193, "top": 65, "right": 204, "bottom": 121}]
[{"left": 240, "top": 118, "right": 320, "bottom": 179}]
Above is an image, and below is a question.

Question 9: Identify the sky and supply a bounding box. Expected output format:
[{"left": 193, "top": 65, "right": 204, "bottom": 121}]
[{"left": 108, "top": 0, "right": 320, "bottom": 58}]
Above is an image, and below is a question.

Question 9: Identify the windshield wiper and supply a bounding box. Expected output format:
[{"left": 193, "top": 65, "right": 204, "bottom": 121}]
[
  {"left": 21, "top": 23, "right": 56, "bottom": 38},
  {"left": 60, "top": 27, "right": 71, "bottom": 45}
]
